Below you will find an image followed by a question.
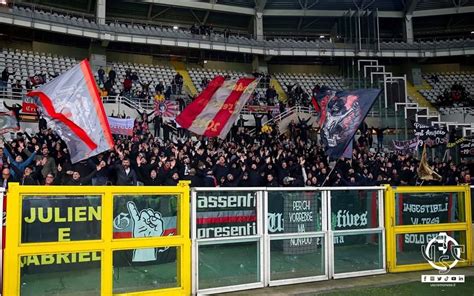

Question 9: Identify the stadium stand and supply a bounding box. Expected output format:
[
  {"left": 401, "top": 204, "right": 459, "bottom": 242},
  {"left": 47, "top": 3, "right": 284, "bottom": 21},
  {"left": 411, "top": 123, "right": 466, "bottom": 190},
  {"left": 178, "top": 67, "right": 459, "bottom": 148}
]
[
  {"left": 188, "top": 67, "right": 269, "bottom": 100},
  {"left": 0, "top": 48, "right": 178, "bottom": 106},
  {"left": 419, "top": 72, "right": 473, "bottom": 108},
  {"left": 0, "top": 48, "right": 77, "bottom": 98},
  {"left": 2, "top": 2, "right": 474, "bottom": 295},
  {"left": 5, "top": 4, "right": 474, "bottom": 52},
  {"left": 379, "top": 39, "right": 474, "bottom": 50},
  {"left": 274, "top": 72, "right": 345, "bottom": 94},
  {"left": 95, "top": 61, "right": 177, "bottom": 98},
  {"left": 0, "top": 0, "right": 472, "bottom": 192}
]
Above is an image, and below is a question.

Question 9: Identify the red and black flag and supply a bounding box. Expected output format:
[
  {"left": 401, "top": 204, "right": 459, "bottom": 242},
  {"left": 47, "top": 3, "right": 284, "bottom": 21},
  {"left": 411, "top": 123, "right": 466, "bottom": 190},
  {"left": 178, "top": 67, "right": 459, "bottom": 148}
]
[{"left": 315, "top": 87, "right": 381, "bottom": 159}]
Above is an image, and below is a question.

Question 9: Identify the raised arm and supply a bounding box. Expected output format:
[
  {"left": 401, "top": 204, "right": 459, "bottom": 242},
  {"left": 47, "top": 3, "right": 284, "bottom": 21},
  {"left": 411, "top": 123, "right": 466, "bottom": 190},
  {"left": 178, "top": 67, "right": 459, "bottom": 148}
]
[{"left": 3, "top": 101, "right": 12, "bottom": 111}]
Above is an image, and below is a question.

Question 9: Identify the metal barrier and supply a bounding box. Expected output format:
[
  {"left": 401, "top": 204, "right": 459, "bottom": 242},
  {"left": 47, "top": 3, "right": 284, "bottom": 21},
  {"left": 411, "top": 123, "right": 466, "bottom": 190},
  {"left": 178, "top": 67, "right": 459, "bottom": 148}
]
[
  {"left": 4, "top": 184, "right": 472, "bottom": 295},
  {"left": 385, "top": 185, "right": 472, "bottom": 273},
  {"left": 192, "top": 186, "right": 386, "bottom": 294},
  {"left": 472, "top": 186, "right": 474, "bottom": 222},
  {"left": 471, "top": 185, "right": 474, "bottom": 263},
  {"left": 191, "top": 188, "right": 265, "bottom": 294},
  {"left": 0, "top": 188, "right": 5, "bottom": 291},
  {"left": 327, "top": 187, "right": 385, "bottom": 279},
  {"left": 3, "top": 182, "right": 191, "bottom": 296}
]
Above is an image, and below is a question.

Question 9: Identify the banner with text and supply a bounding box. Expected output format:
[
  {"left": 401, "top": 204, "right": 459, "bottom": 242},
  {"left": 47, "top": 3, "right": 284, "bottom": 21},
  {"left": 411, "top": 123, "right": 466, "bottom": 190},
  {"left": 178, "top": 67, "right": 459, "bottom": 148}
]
[
  {"left": 20, "top": 194, "right": 177, "bottom": 272},
  {"left": 195, "top": 191, "right": 257, "bottom": 239},
  {"left": 22, "top": 96, "right": 37, "bottom": 114},
  {"left": 267, "top": 191, "right": 322, "bottom": 255},
  {"left": 392, "top": 137, "right": 420, "bottom": 155},
  {"left": 398, "top": 193, "right": 453, "bottom": 251},
  {"left": 21, "top": 195, "right": 102, "bottom": 272},
  {"left": 107, "top": 117, "right": 134, "bottom": 136},
  {"left": 413, "top": 122, "right": 448, "bottom": 147},
  {"left": 460, "top": 137, "right": 474, "bottom": 158}
]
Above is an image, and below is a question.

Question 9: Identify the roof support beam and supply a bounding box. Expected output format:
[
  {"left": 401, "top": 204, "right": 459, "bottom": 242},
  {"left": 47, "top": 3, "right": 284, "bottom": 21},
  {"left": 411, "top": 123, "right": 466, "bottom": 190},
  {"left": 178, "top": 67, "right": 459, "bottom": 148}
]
[
  {"left": 255, "top": 0, "right": 267, "bottom": 13},
  {"left": 189, "top": 9, "right": 202, "bottom": 23},
  {"left": 403, "top": 0, "right": 418, "bottom": 44},
  {"left": 263, "top": 9, "right": 404, "bottom": 17},
  {"left": 264, "top": 7, "right": 474, "bottom": 18},
  {"left": 202, "top": 10, "right": 210, "bottom": 24},
  {"left": 264, "top": 9, "right": 348, "bottom": 17},
  {"left": 135, "top": 1, "right": 474, "bottom": 19},
  {"left": 96, "top": 0, "right": 106, "bottom": 25},
  {"left": 297, "top": 17, "right": 303, "bottom": 30},
  {"left": 147, "top": 4, "right": 153, "bottom": 19},
  {"left": 302, "top": 18, "right": 319, "bottom": 30},
  {"left": 411, "top": 6, "right": 474, "bottom": 17},
  {"left": 139, "top": 0, "right": 255, "bottom": 15},
  {"left": 87, "top": 0, "right": 93, "bottom": 13},
  {"left": 254, "top": 12, "right": 264, "bottom": 40},
  {"left": 203, "top": 0, "right": 216, "bottom": 24},
  {"left": 405, "top": 0, "right": 419, "bottom": 15},
  {"left": 151, "top": 7, "right": 171, "bottom": 20}
]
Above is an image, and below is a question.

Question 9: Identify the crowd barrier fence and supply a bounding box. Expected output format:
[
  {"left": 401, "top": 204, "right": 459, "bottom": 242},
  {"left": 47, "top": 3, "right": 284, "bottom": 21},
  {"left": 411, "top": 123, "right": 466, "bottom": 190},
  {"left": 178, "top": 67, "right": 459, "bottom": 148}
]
[
  {"left": 472, "top": 185, "right": 474, "bottom": 262},
  {"left": 0, "top": 188, "right": 5, "bottom": 292},
  {"left": 1, "top": 184, "right": 473, "bottom": 295},
  {"left": 3, "top": 182, "right": 191, "bottom": 296},
  {"left": 191, "top": 186, "right": 386, "bottom": 295},
  {"left": 385, "top": 185, "right": 472, "bottom": 273}
]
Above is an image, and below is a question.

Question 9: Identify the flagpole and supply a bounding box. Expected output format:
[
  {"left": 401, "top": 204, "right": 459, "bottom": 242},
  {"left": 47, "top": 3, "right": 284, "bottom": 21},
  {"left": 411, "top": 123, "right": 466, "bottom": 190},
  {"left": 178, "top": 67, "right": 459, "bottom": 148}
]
[
  {"left": 442, "top": 148, "right": 448, "bottom": 163},
  {"left": 321, "top": 158, "right": 340, "bottom": 187}
]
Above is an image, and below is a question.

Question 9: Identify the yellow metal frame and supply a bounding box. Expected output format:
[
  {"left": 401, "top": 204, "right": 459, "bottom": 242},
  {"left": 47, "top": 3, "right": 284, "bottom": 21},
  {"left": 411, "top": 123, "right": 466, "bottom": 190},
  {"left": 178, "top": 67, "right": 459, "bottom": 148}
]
[
  {"left": 3, "top": 182, "right": 191, "bottom": 296},
  {"left": 385, "top": 185, "right": 472, "bottom": 273}
]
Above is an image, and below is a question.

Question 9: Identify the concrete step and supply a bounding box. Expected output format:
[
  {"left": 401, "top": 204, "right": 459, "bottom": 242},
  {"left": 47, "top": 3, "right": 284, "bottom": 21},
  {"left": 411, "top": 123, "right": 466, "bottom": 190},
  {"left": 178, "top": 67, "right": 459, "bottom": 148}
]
[
  {"left": 406, "top": 80, "right": 436, "bottom": 113},
  {"left": 271, "top": 78, "right": 288, "bottom": 102},
  {"left": 170, "top": 60, "right": 198, "bottom": 96},
  {"left": 218, "top": 267, "right": 474, "bottom": 295}
]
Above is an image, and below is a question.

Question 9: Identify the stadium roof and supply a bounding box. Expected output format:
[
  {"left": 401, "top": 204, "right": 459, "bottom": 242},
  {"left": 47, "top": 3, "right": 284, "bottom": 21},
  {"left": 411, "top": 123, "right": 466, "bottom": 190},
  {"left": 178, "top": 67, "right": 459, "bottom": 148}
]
[{"left": 19, "top": 0, "right": 474, "bottom": 37}]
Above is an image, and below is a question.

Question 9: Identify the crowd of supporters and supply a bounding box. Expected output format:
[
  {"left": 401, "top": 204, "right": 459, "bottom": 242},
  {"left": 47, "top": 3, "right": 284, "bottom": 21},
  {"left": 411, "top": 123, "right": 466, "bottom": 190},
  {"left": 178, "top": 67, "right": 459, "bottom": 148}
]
[
  {"left": 1, "top": 67, "right": 58, "bottom": 94},
  {"left": 1, "top": 112, "right": 472, "bottom": 189},
  {"left": 2, "top": 65, "right": 473, "bottom": 188},
  {"left": 97, "top": 67, "right": 184, "bottom": 100},
  {"left": 190, "top": 24, "right": 232, "bottom": 40},
  {"left": 435, "top": 82, "right": 472, "bottom": 107}
]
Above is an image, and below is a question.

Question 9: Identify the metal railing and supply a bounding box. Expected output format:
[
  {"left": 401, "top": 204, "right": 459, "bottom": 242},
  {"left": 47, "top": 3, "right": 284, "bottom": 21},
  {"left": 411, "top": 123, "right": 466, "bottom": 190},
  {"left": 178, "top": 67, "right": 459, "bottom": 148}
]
[
  {"left": 0, "top": 89, "right": 25, "bottom": 101},
  {"left": 385, "top": 185, "right": 472, "bottom": 273},
  {"left": 3, "top": 182, "right": 192, "bottom": 296},
  {"left": 3, "top": 3, "right": 474, "bottom": 55},
  {"left": 0, "top": 89, "right": 316, "bottom": 121},
  {"left": 191, "top": 186, "right": 386, "bottom": 294},
  {"left": 101, "top": 95, "right": 154, "bottom": 112},
  {"left": 272, "top": 106, "right": 315, "bottom": 124},
  {"left": 245, "top": 105, "right": 316, "bottom": 136}
]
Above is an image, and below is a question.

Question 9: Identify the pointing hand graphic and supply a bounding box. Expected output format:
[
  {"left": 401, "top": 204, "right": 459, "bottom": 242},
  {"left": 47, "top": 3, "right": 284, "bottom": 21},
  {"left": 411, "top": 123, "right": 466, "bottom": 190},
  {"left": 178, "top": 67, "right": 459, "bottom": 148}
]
[{"left": 127, "top": 201, "right": 164, "bottom": 262}]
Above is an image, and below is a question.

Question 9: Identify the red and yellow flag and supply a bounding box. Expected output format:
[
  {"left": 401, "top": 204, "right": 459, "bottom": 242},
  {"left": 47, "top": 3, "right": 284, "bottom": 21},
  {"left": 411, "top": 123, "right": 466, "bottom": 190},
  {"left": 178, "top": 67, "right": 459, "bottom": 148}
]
[{"left": 176, "top": 76, "right": 259, "bottom": 139}]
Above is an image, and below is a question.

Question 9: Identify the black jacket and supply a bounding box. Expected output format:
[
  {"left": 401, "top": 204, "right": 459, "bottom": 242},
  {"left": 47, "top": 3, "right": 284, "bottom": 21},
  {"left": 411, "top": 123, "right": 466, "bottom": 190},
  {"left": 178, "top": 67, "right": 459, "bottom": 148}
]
[
  {"left": 60, "top": 170, "right": 97, "bottom": 185},
  {"left": 113, "top": 164, "right": 138, "bottom": 185}
]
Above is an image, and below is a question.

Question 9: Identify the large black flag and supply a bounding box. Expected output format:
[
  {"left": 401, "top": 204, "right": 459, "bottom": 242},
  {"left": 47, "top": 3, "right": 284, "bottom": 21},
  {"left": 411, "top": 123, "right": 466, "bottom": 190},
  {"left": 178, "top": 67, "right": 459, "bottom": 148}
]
[{"left": 316, "top": 88, "right": 381, "bottom": 159}]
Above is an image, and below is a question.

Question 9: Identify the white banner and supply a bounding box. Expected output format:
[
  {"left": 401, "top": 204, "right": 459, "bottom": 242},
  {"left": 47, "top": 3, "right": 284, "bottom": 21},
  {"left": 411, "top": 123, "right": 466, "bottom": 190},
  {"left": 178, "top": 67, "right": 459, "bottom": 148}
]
[
  {"left": 107, "top": 117, "right": 134, "bottom": 136},
  {"left": 27, "top": 60, "right": 114, "bottom": 163}
]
